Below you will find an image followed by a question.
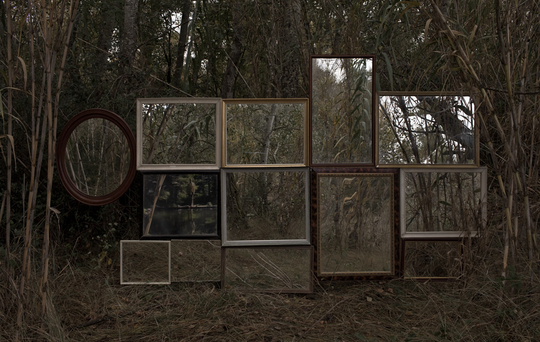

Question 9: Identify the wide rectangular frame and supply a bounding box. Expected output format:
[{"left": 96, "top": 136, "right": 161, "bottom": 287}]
[
  {"left": 400, "top": 239, "right": 463, "bottom": 281},
  {"left": 140, "top": 170, "right": 221, "bottom": 240},
  {"left": 310, "top": 55, "right": 376, "bottom": 167},
  {"left": 311, "top": 167, "right": 400, "bottom": 279},
  {"left": 222, "top": 98, "right": 309, "bottom": 167},
  {"left": 170, "top": 239, "right": 222, "bottom": 283},
  {"left": 120, "top": 240, "right": 171, "bottom": 285},
  {"left": 221, "top": 167, "right": 311, "bottom": 246},
  {"left": 137, "top": 97, "right": 222, "bottom": 171},
  {"left": 221, "top": 245, "right": 313, "bottom": 293},
  {"left": 400, "top": 167, "right": 487, "bottom": 240},
  {"left": 376, "top": 91, "right": 479, "bottom": 168}
]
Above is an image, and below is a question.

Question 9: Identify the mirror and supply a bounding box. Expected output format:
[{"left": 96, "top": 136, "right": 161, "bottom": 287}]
[
  {"left": 221, "top": 168, "right": 310, "bottom": 246},
  {"left": 311, "top": 56, "right": 374, "bottom": 165},
  {"left": 171, "top": 240, "right": 221, "bottom": 282},
  {"left": 120, "top": 240, "right": 171, "bottom": 285},
  {"left": 223, "top": 99, "right": 307, "bottom": 166},
  {"left": 142, "top": 172, "right": 220, "bottom": 238},
  {"left": 137, "top": 98, "right": 221, "bottom": 170},
  {"left": 400, "top": 168, "right": 486, "bottom": 239},
  {"left": 57, "top": 109, "right": 136, "bottom": 206},
  {"left": 403, "top": 240, "right": 462, "bottom": 279},
  {"left": 317, "top": 172, "right": 395, "bottom": 276},
  {"left": 378, "top": 93, "right": 476, "bottom": 165}
]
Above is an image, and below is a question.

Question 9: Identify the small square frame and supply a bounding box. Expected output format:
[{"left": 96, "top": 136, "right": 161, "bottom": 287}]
[
  {"left": 221, "top": 167, "right": 311, "bottom": 246},
  {"left": 222, "top": 98, "right": 309, "bottom": 167},
  {"left": 221, "top": 245, "right": 313, "bottom": 293},
  {"left": 140, "top": 171, "right": 221, "bottom": 240},
  {"left": 137, "top": 98, "right": 222, "bottom": 170},
  {"left": 120, "top": 240, "right": 171, "bottom": 285},
  {"left": 311, "top": 168, "right": 400, "bottom": 279},
  {"left": 400, "top": 167, "right": 487, "bottom": 240}
]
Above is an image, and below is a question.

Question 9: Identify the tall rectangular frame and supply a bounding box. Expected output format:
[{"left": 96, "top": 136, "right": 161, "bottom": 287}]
[
  {"left": 311, "top": 167, "right": 400, "bottom": 279},
  {"left": 310, "top": 55, "right": 376, "bottom": 167}
]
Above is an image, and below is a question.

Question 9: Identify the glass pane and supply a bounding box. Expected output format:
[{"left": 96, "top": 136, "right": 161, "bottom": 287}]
[
  {"left": 142, "top": 102, "right": 217, "bottom": 165},
  {"left": 223, "top": 247, "right": 312, "bottom": 292},
  {"left": 171, "top": 240, "right": 221, "bottom": 282},
  {"left": 121, "top": 241, "right": 170, "bottom": 284},
  {"left": 143, "top": 173, "right": 219, "bottom": 237},
  {"left": 404, "top": 171, "right": 483, "bottom": 233},
  {"left": 378, "top": 95, "right": 475, "bottom": 165},
  {"left": 311, "top": 57, "right": 373, "bottom": 164},
  {"left": 65, "top": 118, "right": 130, "bottom": 196},
  {"left": 404, "top": 241, "right": 462, "bottom": 278},
  {"left": 318, "top": 174, "right": 393, "bottom": 275},
  {"left": 225, "top": 101, "right": 306, "bottom": 165},
  {"left": 224, "top": 169, "right": 308, "bottom": 243}
]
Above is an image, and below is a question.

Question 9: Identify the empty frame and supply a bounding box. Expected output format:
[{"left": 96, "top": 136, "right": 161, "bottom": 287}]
[
  {"left": 120, "top": 240, "right": 171, "bottom": 284},
  {"left": 171, "top": 240, "right": 221, "bottom": 282},
  {"left": 137, "top": 98, "right": 221, "bottom": 170},
  {"left": 221, "top": 168, "right": 310, "bottom": 246},
  {"left": 403, "top": 240, "right": 462, "bottom": 280},
  {"left": 223, "top": 99, "right": 308, "bottom": 166},
  {"left": 400, "top": 168, "right": 487, "bottom": 239},
  {"left": 377, "top": 92, "right": 477, "bottom": 166},
  {"left": 142, "top": 172, "right": 219, "bottom": 239},
  {"left": 314, "top": 168, "right": 398, "bottom": 277},
  {"left": 311, "top": 56, "right": 375, "bottom": 165},
  {"left": 222, "top": 246, "right": 313, "bottom": 293}
]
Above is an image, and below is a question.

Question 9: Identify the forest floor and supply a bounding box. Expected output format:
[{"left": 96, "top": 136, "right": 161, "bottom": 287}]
[{"left": 5, "top": 260, "right": 538, "bottom": 342}]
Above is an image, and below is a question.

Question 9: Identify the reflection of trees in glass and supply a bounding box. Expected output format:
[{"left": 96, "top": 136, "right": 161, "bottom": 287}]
[
  {"left": 318, "top": 175, "right": 392, "bottom": 274},
  {"left": 65, "top": 118, "right": 129, "bottom": 196},
  {"left": 405, "top": 172, "right": 482, "bottom": 233},
  {"left": 226, "top": 170, "right": 306, "bottom": 241},
  {"left": 143, "top": 173, "right": 218, "bottom": 236},
  {"left": 379, "top": 95, "right": 474, "bottom": 164},
  {"left": 226, "top": 102, "right": 305, "bottom": 165},
  {"left": 142, "top": 102, "right": 216, "bottom": 165},
  {"left": 312, "top": 58, "right": 373, "bottom": 164}
]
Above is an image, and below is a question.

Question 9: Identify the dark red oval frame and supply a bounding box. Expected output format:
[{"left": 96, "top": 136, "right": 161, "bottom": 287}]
[{"left": 56, "top": 109, "right": 136, "bottom": 206}]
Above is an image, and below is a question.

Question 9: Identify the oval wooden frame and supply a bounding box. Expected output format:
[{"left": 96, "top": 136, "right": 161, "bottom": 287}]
[{"left": 56, "top": 108, "right": 137, "bottom": 206}]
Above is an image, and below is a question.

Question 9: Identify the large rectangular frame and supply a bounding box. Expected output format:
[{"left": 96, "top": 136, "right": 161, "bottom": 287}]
[
  {"left": 221, "top": 245, "right": 313, "bottom": 293},
  {"left": 311, "top": 168, "right": 400, "bottom": 279},
  {"left": 222, "top": 98, "right": 309, "bottom": 167},
  {"left": 221, "top": 167, "right": 311, "bottom": 246},
  {"left": 376, "top": 92, "right": 479, "bottom": 168},
  {"left": 400, "top": 167, "right": 487, "bottom": 240},
  {"left": 137, "top": 98, "right": 222, "bottom": 170},
  {"left": 310, "top": 55, "right": 376, "bottom": 167},
  {"left": 120, "top": 240, "right": 171, "bottom": 285}
]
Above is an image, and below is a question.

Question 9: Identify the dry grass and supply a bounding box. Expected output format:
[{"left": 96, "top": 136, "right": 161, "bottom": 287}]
[{"left": 2, "top": 244, "right": 539, "bottom": 342}]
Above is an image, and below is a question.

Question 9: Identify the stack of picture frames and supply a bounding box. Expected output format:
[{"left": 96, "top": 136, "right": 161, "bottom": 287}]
[{"left": 118, "top": 54, "right": 487, "bottom": 290}]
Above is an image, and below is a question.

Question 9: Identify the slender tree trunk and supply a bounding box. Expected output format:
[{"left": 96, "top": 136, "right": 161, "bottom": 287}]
[
  {"left": 221, "top": 3, "right": 243, "bottom": 99},
  {"left": 173, "top": 0, "right": 191, "bottom": 87},
  {"left": 121, "top": 0, "right": 138, "bottom": 68}
]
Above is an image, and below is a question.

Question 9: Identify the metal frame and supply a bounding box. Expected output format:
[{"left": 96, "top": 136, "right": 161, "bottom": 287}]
[
  {"left": 56, "top": 108, "right": 137, "bottom": 206},
  {"left": 120, "top": 240, "right": 171, "bottom": 285},
  {"left": 221, "top": 245, "right": 313, "bottom": 293},
  {"left": 311, "top": 168, "right": 400, "bottom": 279},
  {"left": 221, "top": 167, "right": 311, "bottom": 246},
  {"left": 136, "top": 98, "right": 222, "bottom": 171},
  {"left": 376, "top": 91, "right": 479, "bottom": 168},
  {"left": 400, "top": 167, "right": 487, "bottom": 240},
  {"left": 309, "top": 55, "right": 376, "bottom": 167},
  {"left": 140, "top": 171, "right": 221, "bottom": 240},
  {"left": 222, "top": 98, "right": 309, "bottom": 167}
]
